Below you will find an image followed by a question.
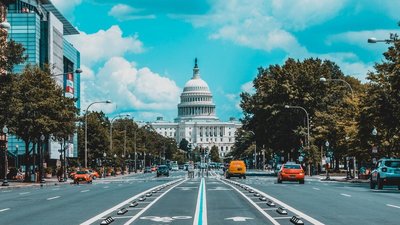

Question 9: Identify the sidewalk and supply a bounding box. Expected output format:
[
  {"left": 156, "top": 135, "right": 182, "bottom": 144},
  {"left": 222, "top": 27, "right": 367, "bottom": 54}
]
[
  {"left": 0, "top": 171, "right": 143, "bottom": 190},
  {"left": 308, "top": 174, "right": 370, "bottom": 183}
]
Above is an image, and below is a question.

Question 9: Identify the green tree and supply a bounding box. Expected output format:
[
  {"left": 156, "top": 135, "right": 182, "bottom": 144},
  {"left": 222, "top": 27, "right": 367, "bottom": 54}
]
[
  {"left": 209, "top": 145, "right": 221, "bottom": 162},
  {"left": 12, "top": 65, "right": 77, "bottom": 181},
  {"left": 239, "top": 58, "right": 362, "bottom": 170},
  {"left": 179, "top": 138, "right": 189, "bottom": 152}
]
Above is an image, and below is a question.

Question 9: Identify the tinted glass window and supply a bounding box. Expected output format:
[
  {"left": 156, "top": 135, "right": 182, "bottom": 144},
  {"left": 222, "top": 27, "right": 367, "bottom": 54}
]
[
  {"left": 283, "top": 164, "right": 301, "bottom": 169},
  {"left": 384, "top": 161, "right": 400, "bottom": 168}
]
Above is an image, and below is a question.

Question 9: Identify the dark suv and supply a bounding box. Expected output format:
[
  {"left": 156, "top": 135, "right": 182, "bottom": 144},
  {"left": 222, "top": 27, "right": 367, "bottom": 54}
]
[
  {"left": 157, "top": 165, "right": 169, "bottom": 177},
  {"left": 370, "top": 158, "right": 400, "bottom": 190}
]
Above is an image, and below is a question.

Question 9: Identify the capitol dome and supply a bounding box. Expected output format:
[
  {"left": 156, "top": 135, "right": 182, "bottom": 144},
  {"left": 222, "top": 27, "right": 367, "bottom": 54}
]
[{"left": 175, "top": 59, "right": 218, "bottom": 122}]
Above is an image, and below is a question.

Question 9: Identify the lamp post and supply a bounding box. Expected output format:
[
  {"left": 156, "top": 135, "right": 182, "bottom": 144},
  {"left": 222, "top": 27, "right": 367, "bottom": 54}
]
[
  {"left": 113, "top": 153, "right": 117, "bottom": 176},
  {"left": 1, "top": 125, "right": 9, "bottom": 186},
  {"left": 367, "top": 32, "right": 398, "bottom": 44},
  {"left": 109, "top": 114, "right": 130, "bottom": 157},
  {"left": 85, "top": 100, "right": 111, "bottom": 168},
  {"left": 320, "top": 77, "right": 357, "bottom": 177},
  {"left": 51, "top": 68, "right": 83, "bottom": 77},
  {"left": 285, "top": 105, "right": 311, "bottom": 175},
  {"left": 121, "top": 154, "right": 125, "bottom": 175},
  {"left": 103, "top": 152, "right": 107, "bottom": 178},
  {"left": 40, "top": 134, "right": 46, "bottom": 183},
  {"left": 248, "top": 131, "right": 256, "bottom": 170},
  {"left": 15, "top": 144, "right": 18, "bottom": 170}
]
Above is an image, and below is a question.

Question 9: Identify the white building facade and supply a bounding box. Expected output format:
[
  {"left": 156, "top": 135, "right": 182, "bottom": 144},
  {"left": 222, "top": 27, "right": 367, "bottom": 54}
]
[{"left": 146, "top": 59, "right": 241, "bottom": 158}]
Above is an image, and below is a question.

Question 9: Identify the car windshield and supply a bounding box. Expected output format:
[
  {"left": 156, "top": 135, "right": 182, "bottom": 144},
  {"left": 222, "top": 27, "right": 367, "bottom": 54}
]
[
  {"left": 76, "top": 171, "right": 87, "bottom": 174},
  {"left": 384, "top": 160, "right": 400, "bottom": 168},
  {"left": 158, "top": 166, "right": 167, "bottom": 170},
  {"left": 283, "top": 165, "right": 301, "bottom": 169}
]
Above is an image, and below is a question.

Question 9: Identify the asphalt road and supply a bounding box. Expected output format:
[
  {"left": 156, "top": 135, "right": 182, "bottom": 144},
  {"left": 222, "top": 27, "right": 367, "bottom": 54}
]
[{"left": 1, "top": 170, "right": 399, "bottom": 225}]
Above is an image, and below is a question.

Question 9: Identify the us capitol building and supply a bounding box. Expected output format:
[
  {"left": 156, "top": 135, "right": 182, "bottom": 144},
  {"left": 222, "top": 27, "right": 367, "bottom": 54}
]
[{"left": 144, "top": 59, "right": 241, "bottom": 158}]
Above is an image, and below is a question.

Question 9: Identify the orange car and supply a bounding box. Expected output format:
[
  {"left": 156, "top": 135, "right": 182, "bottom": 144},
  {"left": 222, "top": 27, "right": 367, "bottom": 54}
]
[
  {"left": 225, "top": 160, "right": 247, "bottom": 179},
  {"left": 277, "top": 163, "right": 305, "bottom": 184},
  {"left": 87, "top": 170, "right": 100, "bottom": 179},
  {"left": 74, "top": 171, "right": 93, "bottom": 184}
]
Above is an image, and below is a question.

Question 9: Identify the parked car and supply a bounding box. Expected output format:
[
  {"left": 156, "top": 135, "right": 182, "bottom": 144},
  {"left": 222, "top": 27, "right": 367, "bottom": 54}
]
[
  {"left": 74, "top": 171, "right": 93, "bottom": 184},
  {"left": 225, "top": 160, "right": 246, "bottom": 179},
  {"left": 277, "top": 163, "right": 305, "bottom": 184},
  {"left": 171, "top": 164, "right": 179, "bottom": 171},
  {"left": 151, "top": 166, "right": 157, "bottom": 172},
  {"left": 157, "top": 165, "right": 169, "bottom": 177},
  {"left": 370, "top": 158, "right": 400, "bottom": 190}
]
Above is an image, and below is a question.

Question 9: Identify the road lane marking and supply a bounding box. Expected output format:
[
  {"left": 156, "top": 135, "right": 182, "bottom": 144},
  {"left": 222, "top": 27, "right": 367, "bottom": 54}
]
[
  {"left": 387, "top": 204, "right": 400, "bottom": 209},
  {"left": 79, "top": 179, "right": 183, "bottom": 225},
  {"left": 340, "top": 193, "right": 351, "bottom": 197},
  {"left": 224, "top": 179, "right": 325, "bottom": 225},
  {"left": 81, "top": 190, "right": 90, "bottom": 193},
  {"left": 19, "top": 192, "right": 30, "bottom": 195},
  {"left": 123, "top": 180, "right": 186, "bottom": 225},
  {"left": 0, "top": 208, "right": 10, "bottom": 212},
  {"left": 220, "top": 179, "right": 280, "bottom": 225},
  {"left": 273, "top": 216, "right": 293, "bottom": 220},
  {"left": 193, "top": 178, "right": 207, "bottom": 225},
  {"left": 52, "top": 188, "right": 60, "bottom": 191},
  {"left": 47, "top": 196, "right": 61, "bottom": 200},
  {"left": 104, "top": 186, "right": 109, "bottom": 189},
  {"left": 313, "top": 187, "right": 320, "bottom": 191},
  {"left": 2, "top": 190, "right": 12, "bottom": 193}
]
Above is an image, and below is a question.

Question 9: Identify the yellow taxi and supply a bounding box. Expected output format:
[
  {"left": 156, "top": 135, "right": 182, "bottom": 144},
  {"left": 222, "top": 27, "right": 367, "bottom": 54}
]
[{"left": 225, "top": 160, "right": 246, "bottom": 179}]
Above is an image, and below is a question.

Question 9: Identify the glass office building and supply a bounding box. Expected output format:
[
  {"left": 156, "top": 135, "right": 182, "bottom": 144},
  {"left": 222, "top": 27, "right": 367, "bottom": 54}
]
[{"left": 6, "top": 0, "right": 81, "bottom": 163}]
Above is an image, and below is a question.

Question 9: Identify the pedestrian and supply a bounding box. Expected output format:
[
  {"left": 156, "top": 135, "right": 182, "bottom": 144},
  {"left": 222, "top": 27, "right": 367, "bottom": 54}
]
[{"left": 57, "top": 167, "right": 63, "bottom": 182}]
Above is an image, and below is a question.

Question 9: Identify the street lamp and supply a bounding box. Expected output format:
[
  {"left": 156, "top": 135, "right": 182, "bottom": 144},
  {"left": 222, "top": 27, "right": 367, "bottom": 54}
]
[
  {"left": 285, "top": 105, "right": 311, "bottom": 175},
  {"left": 109, "top": 114, "right": 130, "bottom": 160},
  {"left": 84, "top": 100, "right": 112, "bottom": 168},
  {"left": 320, "top": 77, "right": 354, "bottom": 98},
  {"left": 51, "top": 68, "right": 83, "bottom": 77},
  {"left": 113, "top": 153, "right": 117, "bottom": 176},
  {"left": 102, "top": 152, "right": 107, "bottom": 178},
  {"left": 1, "top": 125, "right": 9, "bottom": 186},
  {"left": 320, "top": 76, "right": 356, "bottom": 177},
  {"left": 248, "top": 131, "right": 257, "bottom": 169},
  {"left": 371, "top": 127, "right": 378, "bottom": 167},
  {"left": 40, "top": 134, "right": 46, "bottom": 183},
  {"left": 0, "top": 21, "right": 11, "bottom": 30},
  {"left": 15, "top": 144, "right": 19, "bottom": 170}
]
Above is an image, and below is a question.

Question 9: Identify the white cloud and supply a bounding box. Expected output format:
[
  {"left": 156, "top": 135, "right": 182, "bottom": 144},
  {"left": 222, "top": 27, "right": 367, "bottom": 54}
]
[
  {"left": 82, "top": 57, "right": 181, "bottom": 115},
  {"left": 241, "top": 81, "right": 255, "bottom": 94},
  {"left": 108, "top": 4, "right": 156, "bottom": 21},
  {"left": 51, "top": 0, "right": 82, "bottom": 15},
  {"left": 66, "top": 25, "right": 144, "bottom": 66}
]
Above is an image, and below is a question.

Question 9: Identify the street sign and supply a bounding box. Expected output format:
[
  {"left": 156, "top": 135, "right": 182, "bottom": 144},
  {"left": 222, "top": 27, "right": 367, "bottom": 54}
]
[{"left": 225, "top": 217, "right": 253, "bottom": 222}]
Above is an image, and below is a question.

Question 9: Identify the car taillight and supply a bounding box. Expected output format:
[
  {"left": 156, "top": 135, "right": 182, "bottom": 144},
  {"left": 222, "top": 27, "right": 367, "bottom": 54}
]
[{"left": 382, "top": 167, "right": 387, "bottom": 172}]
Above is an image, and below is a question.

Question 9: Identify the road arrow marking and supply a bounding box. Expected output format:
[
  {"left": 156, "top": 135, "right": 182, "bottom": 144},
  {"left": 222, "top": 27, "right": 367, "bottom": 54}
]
[
  {"left": 47, "top": 196, "right": 61, "bottom": 200},
  {"left": 387, "top": 204, "right": 400, "bottom": 209},
  {"left": 0, "top": 208, "right": 10, "bottom": 212},
  {"left": 225, "top": 217, "right": 253, "bottom": 222}
]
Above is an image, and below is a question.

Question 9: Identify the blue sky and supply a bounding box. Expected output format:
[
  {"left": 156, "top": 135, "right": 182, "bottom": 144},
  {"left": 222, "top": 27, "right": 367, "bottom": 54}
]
[{"left": 52, "top": 0, "right": 399, "bottom": 122}]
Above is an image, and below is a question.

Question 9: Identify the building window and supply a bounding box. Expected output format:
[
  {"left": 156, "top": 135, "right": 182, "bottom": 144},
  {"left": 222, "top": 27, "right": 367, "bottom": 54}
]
[
  {"left": 200, "top": 138, "right": 203, "bottom": 142},
  {"left": 220, "top": 138, "right": 223, "bottom": 142},
  {"left": 229, "top": 138, "right": 231, "bottom": 142}
]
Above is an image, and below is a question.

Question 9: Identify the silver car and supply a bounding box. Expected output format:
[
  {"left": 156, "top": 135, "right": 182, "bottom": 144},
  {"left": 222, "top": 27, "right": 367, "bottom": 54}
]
[{"left": 370, "top": 158, "right": 400, "bottom": 190}]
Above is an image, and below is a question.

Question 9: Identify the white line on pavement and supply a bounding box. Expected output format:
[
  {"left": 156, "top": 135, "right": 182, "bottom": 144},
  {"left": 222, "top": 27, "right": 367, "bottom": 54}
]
[
  {"left": 193, "top": 178, "right": 207, "bottom": 225},
  {"left": 2, "top": 190, "right": 12, "bottom": 193},
  {"left": 220, "top": 179, "right": 280, "bottom": 225},
  {"left": 123, "top": 180, "right": 186, "bottom": 225},
  {"left": 47, "top": 196, "right": 61, "bottom": 200},
  {"left": 81, "top": 190, "right": 90, "bottom": 193},
  {"left": 340, "top": 193, "right": 351, "bottom": 197},
  {"left": 19, "top": 192, "right": 30, "bottom": 195},
  {"left": 273, "top": 216, "right": 293, "bottom": 220},
  {"left": 52, "top": 188, "right": 60, "bottom": 191},
  {"left": 0, "top": 208, "right": 10, "bottom": 212},
  {"left": 387, "top": 204, "right": 400, "bottom": 209},
  {"left": 80, "top": 179, "right": 183, "bottom": 225},
  {"left": 313, "top": 188, "right": 320, "bottom": 191},
  {"left": 226, "top": 179, "right": 326, "bottom": 225},
  {"left": 103, "top": 186, "right": 109, "bottom": 189}
]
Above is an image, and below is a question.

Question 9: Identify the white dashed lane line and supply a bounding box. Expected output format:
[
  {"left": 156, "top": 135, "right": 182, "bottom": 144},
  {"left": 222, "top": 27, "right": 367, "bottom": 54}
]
[
  {"left": 0, "top": 208, "right": 10, "bottom": 212},
  {"left": 386, "top": 204, "right": 400, "bottom": 209},
  {"left": 81, "top": 190, "right": 90, "bottom": 193},
  {"left": 104, "top": 186, "right": 109, "bottom": 189},
  {"left": 47, "top": 196, "right": 61, "bottom": 200},
  {"left": 313, "top": 187, "right": 320, "bottom": 191},
  {"left": 340, "top": 193, "right": 351, "bottom": 197},
  {"left": 19, "top": 192, "right": 30, "bottom": 195}
]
